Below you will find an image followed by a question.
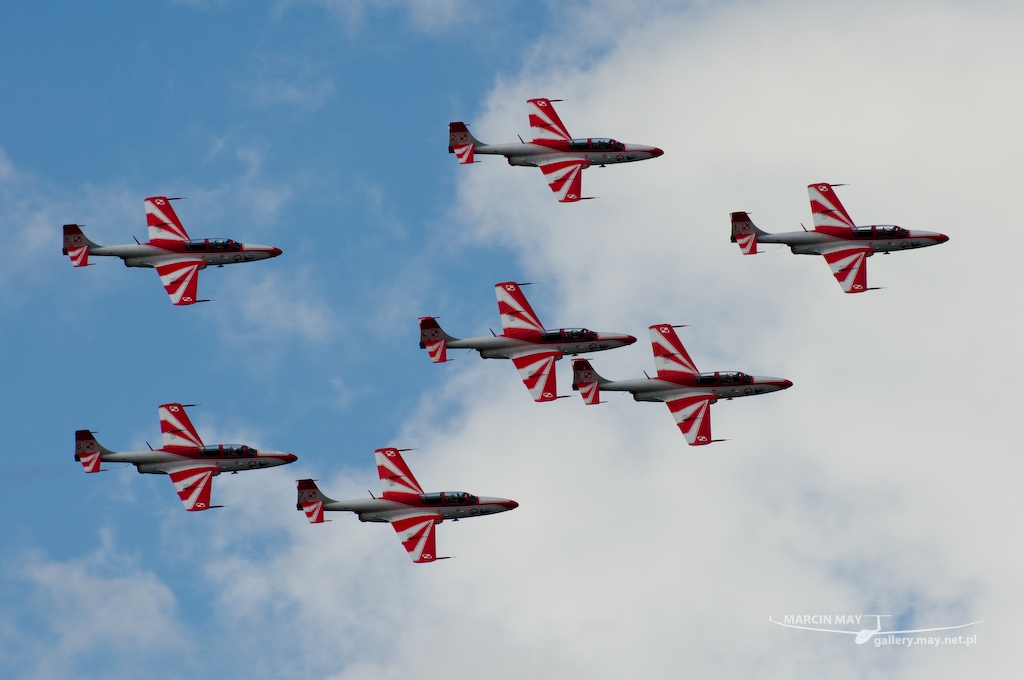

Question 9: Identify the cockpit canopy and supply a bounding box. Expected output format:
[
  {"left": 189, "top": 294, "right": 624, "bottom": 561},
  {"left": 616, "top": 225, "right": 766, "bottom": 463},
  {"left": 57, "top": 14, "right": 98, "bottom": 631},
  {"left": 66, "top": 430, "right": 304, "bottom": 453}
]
[
  {"left": 200, "top": 444, "right": 256, "bottom": 457},
  {"left": 420, "top": 492, "right": 480, "bottom": 506},
  {"left": 541, "top": 328, "right": 597, "bottom": 342},
  {"left": 695, "top": 371, "right": 752, "bottom": 386},
  {"left": 852, "top": 225, "right": 908, "bottom": 239},
  {"left": 185, "top": 238, "right": 242, "bottom": 252},
  {"left": 568, "top": 138, "right": 626, "bottom": 152}
]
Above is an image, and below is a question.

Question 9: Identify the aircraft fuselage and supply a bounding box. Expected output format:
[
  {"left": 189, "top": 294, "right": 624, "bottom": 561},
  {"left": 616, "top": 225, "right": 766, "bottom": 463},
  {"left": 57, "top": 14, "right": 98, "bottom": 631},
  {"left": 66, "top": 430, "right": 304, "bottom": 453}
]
[
  {"left": 316, "top": 494, "right": 518, "bottom": 523},
  {"left": 757, "top": 226, "right": 948, "bottom": 256},
  {"left": 447, "top": 329, "right": 636, "bottom": 359},
  {"left": 474, "top": 140, "right": 663, "bottom": 168},
  {"left": 76, "top": 445, "right": 297, "bottom": 475},
  {"left": 68, "top": 239, "right": 282, "bottom": 268},
  {"left": 599, "top": 372, "right": 793, "bottom": 402}
]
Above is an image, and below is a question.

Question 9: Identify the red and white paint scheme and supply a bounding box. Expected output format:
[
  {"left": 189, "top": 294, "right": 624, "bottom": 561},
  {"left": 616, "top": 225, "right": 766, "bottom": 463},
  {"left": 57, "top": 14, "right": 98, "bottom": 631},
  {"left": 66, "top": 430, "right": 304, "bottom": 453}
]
[
  {"left": 74, "top": 403, "right": 297, "bottom": 511},
  {"left": 62, "top": 196, "right": 282, "bottom": 305},
  {"left": 571, "top": 325, "right": 792, "bottom": 445},
  {"left": 419, "top": 282, "right": 636, "bottom": 402},
  {"left": 731, "top": 184, "right": 949, "bottom": 293},
  {"left": 448, "top": 98, "right": 663, "bottom": 202},
  {"left": 296, "top": 448, "right": 518, "bottom": 564}
]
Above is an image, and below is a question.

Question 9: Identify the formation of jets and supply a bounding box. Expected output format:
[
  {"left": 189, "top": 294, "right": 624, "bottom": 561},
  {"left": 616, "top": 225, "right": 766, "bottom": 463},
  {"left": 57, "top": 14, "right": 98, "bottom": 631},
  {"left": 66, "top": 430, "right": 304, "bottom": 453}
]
[
  {"left": 63, "top": 196, "right": 282, "bottom": 305},
  {"left": 449, "top": 98, "right": 663, "bottom": 202},
  {"left": 732, "top": 183, "right": 949, "bottom": 293},
  {"left": 64, "top": 98, "right": 950, "bottom": 562}
]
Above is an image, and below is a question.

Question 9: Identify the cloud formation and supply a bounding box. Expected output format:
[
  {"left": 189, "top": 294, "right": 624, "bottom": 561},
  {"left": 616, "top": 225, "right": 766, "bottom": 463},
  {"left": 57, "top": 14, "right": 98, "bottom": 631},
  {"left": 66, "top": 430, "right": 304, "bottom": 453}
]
[{"left": 182, "top": 1, "right": 1020, "bottom": 677}]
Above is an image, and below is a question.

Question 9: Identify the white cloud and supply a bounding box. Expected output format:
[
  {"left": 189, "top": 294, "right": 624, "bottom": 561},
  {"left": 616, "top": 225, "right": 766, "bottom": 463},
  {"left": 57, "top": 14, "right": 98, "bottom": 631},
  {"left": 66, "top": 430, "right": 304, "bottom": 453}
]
[
  {"left": 181, "top": 1, "right": 1022, "bottom": 677},
  {"left": 1, "top": 532, "right": 190, "bottom": 679}
]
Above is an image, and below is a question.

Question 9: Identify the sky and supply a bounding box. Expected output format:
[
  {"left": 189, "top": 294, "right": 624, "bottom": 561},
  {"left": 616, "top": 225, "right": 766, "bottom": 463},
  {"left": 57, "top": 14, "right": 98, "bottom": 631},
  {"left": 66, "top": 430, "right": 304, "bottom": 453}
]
[{"left": 0, "top": 0, "right": 1021, "bottom": 678}]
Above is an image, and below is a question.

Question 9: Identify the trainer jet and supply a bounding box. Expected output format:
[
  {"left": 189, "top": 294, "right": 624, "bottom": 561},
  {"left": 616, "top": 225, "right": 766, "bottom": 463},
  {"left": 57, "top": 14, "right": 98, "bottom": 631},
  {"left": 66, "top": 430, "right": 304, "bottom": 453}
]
[
  {"left": 296, "top": 448, "right": 518, "bottom": 563},
  {"left": 62, "top": 196, "right": 282, "bottom": 305},
  {"left": 731, "top": 183, "right": 948, "bottom": 293},
  {"left": 448, "top": 98, "right": 663, "bottom": 202},
  {"left": 571, "top": 325, "right": 792, "bottom": 445},
  {"left": 419, "top": 281, "right": 636, "bottom": 402},
  {"left": 74, "top": 403, "right": 297, "bottom": 511}
]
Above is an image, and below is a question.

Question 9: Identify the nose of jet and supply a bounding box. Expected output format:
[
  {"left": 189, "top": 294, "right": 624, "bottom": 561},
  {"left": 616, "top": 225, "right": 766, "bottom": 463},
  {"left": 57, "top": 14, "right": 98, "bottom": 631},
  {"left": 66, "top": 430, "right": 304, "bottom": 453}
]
[
  {"left": 781, "top": 379, "right": 793, "bottom": 389},
  {"left": 937, "top": 234, "right": 949, "bottom": 244},
  {"left": 270, "top": 247, "right": 283, "bottom": 257},
  {"left": 651, "top": 147, "right": 664, "bottom": 157},
  {"left": 598, "top": 333, "right": 637, "bottom": 345},
  {"left": 504, "top": 500, "right": 519, "bottom": 510},
  {"left": 282, "top": 453, "right": 298, "bottom": 463}
]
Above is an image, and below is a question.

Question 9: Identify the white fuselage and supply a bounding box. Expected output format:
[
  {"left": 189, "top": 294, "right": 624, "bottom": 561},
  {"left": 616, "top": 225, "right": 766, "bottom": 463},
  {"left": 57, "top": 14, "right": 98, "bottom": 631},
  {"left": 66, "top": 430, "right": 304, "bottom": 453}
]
[
  {"left": 321, "top": 497, "right": 517, "bottom": 523},
  {"left": 85, "top": 242, "right": 281, "bottom": 268},
  {"left": 759, "top": 228, "right": 948, "bottom": 256},
  {"left": 450, "top": 333, "right": 635, "bottom": 359},
  {"left": 94, "top": 448, "right": 296, "bottom": 475},
  {"left": 600, "top": 375, "right": 792, "bottom": 402},
  {"left": 475, "top": 142, "right": 663, "bottom": 168}
]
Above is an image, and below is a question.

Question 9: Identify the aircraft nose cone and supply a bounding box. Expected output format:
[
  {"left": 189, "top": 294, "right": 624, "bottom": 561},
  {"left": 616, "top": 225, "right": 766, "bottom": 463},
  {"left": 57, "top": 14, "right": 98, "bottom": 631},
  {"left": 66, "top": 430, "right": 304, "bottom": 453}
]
[
  {"left": 625, "top": 334, "right": 637, "bottom": 345},
  {"left": 507, "top": 500, "right": 519, "bottom": 510},
  {"left": 651, "top": 147, "right": 664, "bottom": 157},
  {"left": 781, "top": 380, "right": 793, "bottom": 389},
  {"left": 937, "top": 234, "right": 949, "bottom": 243},
  {"left": 271, "top": 247, "right": 283, "bottom": 257},
  {"left": 284, "top": 453, "right": 298, "bottom": 463}
]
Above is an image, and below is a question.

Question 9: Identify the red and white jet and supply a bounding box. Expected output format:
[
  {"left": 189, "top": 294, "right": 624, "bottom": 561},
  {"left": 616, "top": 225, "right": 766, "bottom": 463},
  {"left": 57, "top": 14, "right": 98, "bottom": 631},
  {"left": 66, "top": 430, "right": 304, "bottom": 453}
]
[
  {"left": 571, "top": 325, "right": 792, "bottom": 445},
  {"left": 419, "top": 281, "right": 636, "bottom": 402},
  {"left": 731, "top": 183, "right": 949, "bottom": 293},
  {"left": 296, "top": 448, "right": 518, "bottom": 564},
  {"left": 62, "top": 196, "right": 282, "bottom": 305},
  {"left": 448, "top": 98, "right": 663, "bottom": 202},
  {"left": 74, "top": 403, "right": 297, "bottom": 511}
]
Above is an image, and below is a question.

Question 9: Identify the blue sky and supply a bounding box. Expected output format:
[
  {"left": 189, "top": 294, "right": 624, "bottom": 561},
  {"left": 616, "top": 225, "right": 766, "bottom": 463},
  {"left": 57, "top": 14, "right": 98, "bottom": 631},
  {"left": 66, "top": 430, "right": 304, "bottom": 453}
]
[
  {"left": 0, "top": 2, "right": 558, "bottom": 673},
  {"left": 2, "top": 1, "right": 1021, "bottom": 678}
]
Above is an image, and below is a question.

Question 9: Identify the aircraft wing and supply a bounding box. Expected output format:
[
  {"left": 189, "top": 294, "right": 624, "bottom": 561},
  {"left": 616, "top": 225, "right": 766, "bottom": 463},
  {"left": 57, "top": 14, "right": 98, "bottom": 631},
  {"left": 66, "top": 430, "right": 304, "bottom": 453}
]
[
  {"left": 145, "top": 196, "right": 191, "bottom": 241},
  {"left": 509, "top": 348, "right": 561, "bottom": 402},
  {"left": 391, "top": 512, "right": 443, "bottom": 563},
  {"left": 155, "top": 257, "right": 206, "bottom": 305},
  {"left": 665, "top": 393, "right": 716, "bottom": 445},
  {"left": 528, "top": 98, "right": 572, "bottom": 142},
  {"left": 495, "top": 282, "right": 544, "bottom": 334},
  {"left": 807, "top": 183, "right": 855, "bottom": 229},
  {"left": 538, "top": 158, "right": 586, "bottom": 203},
  {"left": 159, "top": 403, "right": 205, "bottom": 448},
  {"left": 376, "top": 447, "right": 425, "bottom": 500},
  {"left": 650, "top": 324, "right": 699, "bottom": 380},
  {"left": 821, "top": 245, "right": 872, "bottom": 293},
  {"left": 168, "top": 465, "right": 220, "bottom": 511}
]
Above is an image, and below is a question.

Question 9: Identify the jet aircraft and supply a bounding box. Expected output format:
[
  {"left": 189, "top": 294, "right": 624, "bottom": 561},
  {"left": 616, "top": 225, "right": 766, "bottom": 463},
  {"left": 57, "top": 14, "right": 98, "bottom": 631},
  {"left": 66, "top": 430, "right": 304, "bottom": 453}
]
[
  {"left": 296, "top": 448, "right": 518, "bottom": 563},
  {"left": 419, "top": 281, "right": 636, "bottom": 402},
  {"left": 63, "top": 196, "right": 282, "bottom": 305},
  {"left": 448, "top": 98, "right": 663, "bottom": 202},
  {"left": 571, "top": 325, "right": 792, "bottom": 445},
  {"left": 731, "top": 183, "right": 948, "bottom": 293},
  {"left": 74, "top": 403, "right": 297, "bottom": 511}
]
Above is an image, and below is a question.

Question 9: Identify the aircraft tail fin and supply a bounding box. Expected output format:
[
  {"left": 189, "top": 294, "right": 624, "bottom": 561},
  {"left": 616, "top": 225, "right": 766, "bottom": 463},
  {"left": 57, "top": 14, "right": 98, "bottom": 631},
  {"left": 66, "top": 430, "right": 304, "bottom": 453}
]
[
  {"left": 63, "top": 224, "right": 101, "bottom": 267},
  {"left": 419, "top": 317, "right": 459, "bottom": 363},
  {"left": 296, "top": 479, "right": 335, "bottom": 524},
  {"left": 572, "top": 358, "right": 608, "bottom": 405},
  {"left": 74, "top": 429, "right": 115, "bottom": 473},
  {"left": 449, "top": 122, "right": 485, "bottom": 164},
  {"left": 730, "top": 212, "right": 766, "bottom": 255}
]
